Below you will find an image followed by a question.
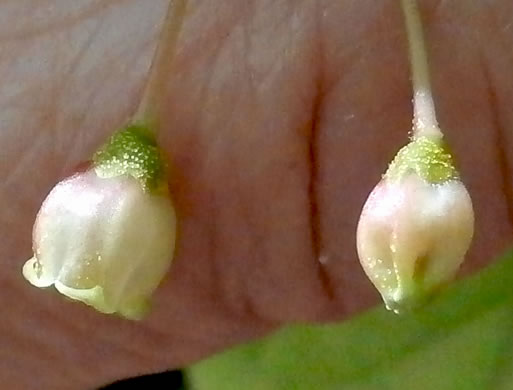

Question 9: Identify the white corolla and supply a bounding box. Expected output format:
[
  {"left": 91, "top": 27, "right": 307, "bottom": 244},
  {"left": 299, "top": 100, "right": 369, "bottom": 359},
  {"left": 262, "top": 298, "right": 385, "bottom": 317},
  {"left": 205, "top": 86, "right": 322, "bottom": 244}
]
[
  {"left": 357, "top": 136, "right": 474, "bottom": 312},
  {"left": 22, "top": 124, "right": 176, "bottom": 320}
]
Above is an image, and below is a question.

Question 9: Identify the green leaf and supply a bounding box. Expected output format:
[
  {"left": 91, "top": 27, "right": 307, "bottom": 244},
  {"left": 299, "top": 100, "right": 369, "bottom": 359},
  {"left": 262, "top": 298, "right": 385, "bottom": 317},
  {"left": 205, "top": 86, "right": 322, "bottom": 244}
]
[{"left": 186, "top": 250, "right": 513, "bottom": 390}]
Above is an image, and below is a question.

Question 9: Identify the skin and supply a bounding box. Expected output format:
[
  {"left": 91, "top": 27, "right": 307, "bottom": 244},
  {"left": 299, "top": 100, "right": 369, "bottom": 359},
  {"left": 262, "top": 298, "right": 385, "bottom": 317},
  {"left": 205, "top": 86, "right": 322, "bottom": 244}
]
[{"left": 0, "top": 0, "right": 512, "bottom": 388}]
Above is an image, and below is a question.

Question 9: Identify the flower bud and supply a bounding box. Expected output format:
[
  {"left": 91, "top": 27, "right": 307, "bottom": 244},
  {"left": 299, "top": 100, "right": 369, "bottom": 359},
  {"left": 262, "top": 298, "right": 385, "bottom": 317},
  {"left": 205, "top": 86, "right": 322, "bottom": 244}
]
[
  {"left": 22, "top": 124, "right": 176, "bottom": 320},
  {"left": 356, "top": 136, "right": 474, "bottom": 313}
]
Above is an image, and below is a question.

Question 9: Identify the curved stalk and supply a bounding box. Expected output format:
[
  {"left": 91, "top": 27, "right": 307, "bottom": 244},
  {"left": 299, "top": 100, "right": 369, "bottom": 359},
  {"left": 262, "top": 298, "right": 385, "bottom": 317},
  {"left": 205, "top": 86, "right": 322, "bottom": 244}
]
[
  {"left": 133, "top": 0, "right": 188, "bottom": 132},
  {"left": 400, "top": 0, "right": 442, "bottom": 140}
]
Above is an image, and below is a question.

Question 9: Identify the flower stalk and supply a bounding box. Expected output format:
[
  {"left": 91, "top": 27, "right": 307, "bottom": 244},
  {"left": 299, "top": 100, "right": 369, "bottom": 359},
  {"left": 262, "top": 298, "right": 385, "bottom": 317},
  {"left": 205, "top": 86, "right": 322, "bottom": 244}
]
[
  {"left": 400, "top": 0, "right": 440, "bottom": 140},
  {"left": 133, "top": 0, "right": 187, "bottom": 130}
]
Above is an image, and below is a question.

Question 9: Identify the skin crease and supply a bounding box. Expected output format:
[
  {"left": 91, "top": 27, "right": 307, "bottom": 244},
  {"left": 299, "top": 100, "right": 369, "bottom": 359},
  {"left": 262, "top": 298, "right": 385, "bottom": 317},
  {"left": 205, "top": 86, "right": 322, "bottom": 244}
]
[{"left": 0, "top": 0, "right": 512, "bottom": 388}]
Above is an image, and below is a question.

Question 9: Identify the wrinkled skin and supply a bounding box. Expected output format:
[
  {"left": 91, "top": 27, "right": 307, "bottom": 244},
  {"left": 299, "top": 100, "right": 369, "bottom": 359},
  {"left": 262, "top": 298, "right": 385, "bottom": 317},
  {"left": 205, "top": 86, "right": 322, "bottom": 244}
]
[{"left": 1, "top": 0, "right": 512, "bottom": 388}]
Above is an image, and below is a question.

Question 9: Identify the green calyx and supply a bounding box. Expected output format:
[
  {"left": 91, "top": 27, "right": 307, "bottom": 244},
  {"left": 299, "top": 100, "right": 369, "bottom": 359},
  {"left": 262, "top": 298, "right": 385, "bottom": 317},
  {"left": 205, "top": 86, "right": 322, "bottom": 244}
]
[
  {"left": 385, "top": 136, "right": 459, "bottom": 184},
  {"left": 93, "top": 122, "right": 167, "bottom": 192}
]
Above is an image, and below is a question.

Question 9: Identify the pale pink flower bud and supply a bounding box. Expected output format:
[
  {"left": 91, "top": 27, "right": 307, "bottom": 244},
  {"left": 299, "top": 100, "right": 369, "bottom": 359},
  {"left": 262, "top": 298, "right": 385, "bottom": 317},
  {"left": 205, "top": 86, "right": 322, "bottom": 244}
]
[
  {"left": 356, "top": 136, "right": 474, "bottom": 312},
  {"left": 22, "top": 124, "right": 176, "bottom": 320}
]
